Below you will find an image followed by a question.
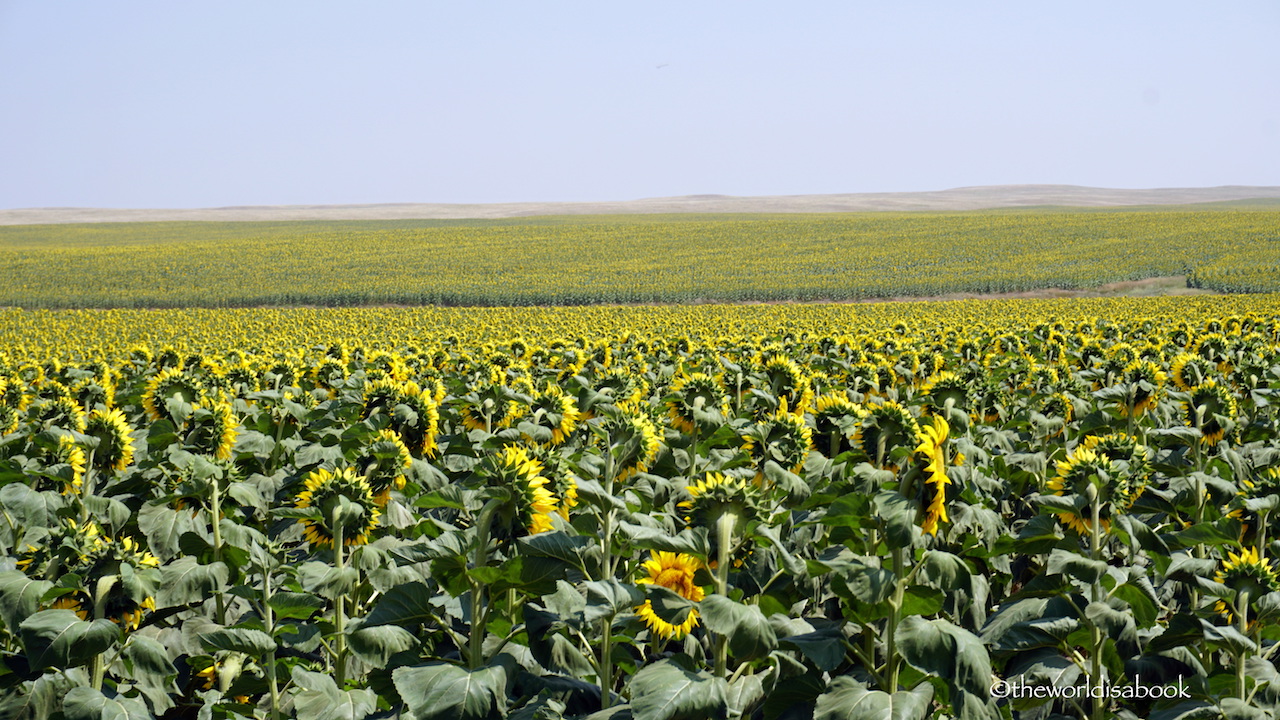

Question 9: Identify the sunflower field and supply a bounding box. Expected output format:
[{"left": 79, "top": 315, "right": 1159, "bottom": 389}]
[
  {"left": 1, "top": 296, "right": 1280, "bottom": 719},
  {"left": 2, "top": 209, "right": 1279, "bottom": 308}
]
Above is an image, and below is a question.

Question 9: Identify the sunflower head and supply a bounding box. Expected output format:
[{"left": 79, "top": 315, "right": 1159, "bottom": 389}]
[
  {"left": 665, "top": 372, "right": 729, "bottom": 434},
  {"left": 634, "top": 551, "right": 706, "bottom": 640},
  {"left": 188, "top": 399, "right": 239, "bottom": 460},
  {"left": 602, "top": 407, "right": 663, "bottom": 481},
  {"left": 1046, "top": 447, "right": 1145, "bottom": 534},
  {"left": 142, "top": 368, "right": 206, "bottom": 425},
  {"left": 45, "top": 522, "right": 159, "bottom": 630},
  {"left": 810, "top": 393, "right": 865, "bottom": 458},
  {"left": 1185, "top": 380, "right": 1238, "bottom": 446},
  {"left": 84, "top": 408, "right": 135, "bottom": 472},
  {"left": 854, "top": 400, "right": 921, "bottom": 470},
  {"left": 529, "top": 446, "right": 579, "bottom": 520},
  {"left": 357, "top": 429, "right": 413, "bottom": 505},
  {"left": 921, "top": 372, "right": 969, "bottom": 416},
  {"left": 1214, "top": 547, "right": 1280, "bottom": 621},
  {"left": 461, "top": 382, "right": 526, "bottom": 434},
  {"left": 682, "top": 472, "right": 759, "bottom": 530},
  {"left": 1170, "top": 353, "right": 1212, "bottom": 392},
  {"left": 0, "top": 402, "right": 20, "bottom": 436},
  {"left": 1118, "top": 360, "right": 1165, "bottom": 417},
  {"left": 294, "top": 467, "right": 381, "bottom": 548},
  {"left": 756, "top": 357, "right": 813, "bottom": 415},
  {"left": 33, "top": 396, "right": 86, "bottom": 433},
  {"left": 741, "top": 404, "right": 813, "bottom": 483},
  {"left": 914, "top": 415, "right": 954, "bottom": 536},
  {"left": 525, "top": 385, "right": 582, "bottom": 446},
  {"left": 476, "top": 445, "right": 558, "bottom": 538}
]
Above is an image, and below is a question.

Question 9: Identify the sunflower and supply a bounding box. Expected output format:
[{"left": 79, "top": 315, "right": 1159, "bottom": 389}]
[
  {"left": 1118, "top": 360, "right": 1165, "bottom": 418},
  {"left": 461, "top": 382, "right": 526, "bottom": 435},
  {"left": 914, "top": 415, "right": 952, "bottom": 537},
  {"left": 34, "top": 396, "right": 86, "bottom": 432},
  {"left": 357, "top": 429, "right": 412, "bottom": 506},
  {"left": 1045, "top": 447, "right": 1145, "bottom": 535},
  {"left": 594, "top": 366, "right": 648, "bottom": 410},
  {"left": 920, "top": 372, "right": 969, "bottom": 416},
  {"left": 1185, "top": 380, "right": 1237, "bottom": 446},
  {"left": 142, "top": 367, "right": 205, "bottom": 424},
  {"left": 665, "top": 372, "right": 729, "bottom": 434},
  {"left": 365, "top": 379, "right": 441, "bottom": 456},
  {"left": 478, "top": 445, "right": 558, "bottom": 537},
  {"left": 1039, "top": 392, "right": 1074, "bottom": 431},
  {"left": 1170, "top": 353, "right": 1212, "bottom": 392},
  {"left": 756, "top": 356, "right": 813, "bottom": 415},
  {"left": 682, "top": 472, "right": 759, "bottom": 531},
  {"left": 602, "top": 408, "right": 662, "bottom": 481},
  {"left": 71, "top": 377, "right": 114, "bottom": 410},
  {"left": 84, "top": 408, "right": 135, "bottom": 472},
  {"left": 1079, "top": 433, "right": 1151, "bottom": 484},
  {"left": 293, "top": 467, "right": 381, "bottom": 548},
  {"left": 525, "top": 385, "right": 582, "bottom": 446},
  {"left": 189, "top": 399, "right": 239, "bottom": 460},
  {"left": 810, "top": 393, "right": 864, "bottom": 458},
  {"left": 0, "top": 402, "right": 19, "bottom": 435},
  {"left": 46, "top": 527, "right": 159, "bottom": 631},
  {"left": 741, "top": 402, "right": 813, "bottom": 483},
  {"left": 1213, "top": 547, "right": 1280, "bottom": 622},
  {"left": 39, "top": 433, "right": 86, "bottom": 495},
  {"left": 634, "top": 551, "right": 706, "bottom": 640},
  {"left": 530, "top": 446, "right": 580, "bottom": 520},
  {"left": 854, "top": 400, "right": 920, "bottom": 470}
]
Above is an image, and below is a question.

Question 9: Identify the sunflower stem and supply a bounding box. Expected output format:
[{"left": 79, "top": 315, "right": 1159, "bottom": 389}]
[
  {"left": 90, "top": 574, "right": 118, "bottom": 692},
  {"left": 262, "top": 560, "right": 282, "bottom": 720},
  {"left": 714, "top": 510, "right": 737, "bottom": 679},
  {"left": 210, "top": 468, "right": 226, "bottom": 626},
  {"left": 885, "top": 546, "right": 905, "bottom": 692},
  {"left": 599, "top": 448, "right": 617, "bottom": 709},
  {"left": 332, "top": 506, "right": 348, "bottom": 688},
  {"left": 1236, "top": 589, "right": 1250, "bottom": 701},
  {"left": 1088, "top": 484, "right": 1104, "bottom": 720},
  {"left": 469, "top": 499, "right": 501, "bottom": 669},
  {"left": 1258, "top": 510, "right": 1270, "bottom": 563}
]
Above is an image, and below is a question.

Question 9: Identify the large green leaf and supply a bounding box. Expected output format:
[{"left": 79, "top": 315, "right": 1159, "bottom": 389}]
[
  {"left": 393, "top": 662, "right": 508, "bottom": 720},
  {"left": 155, "top": 557, "right": 228, "bottom": 608},
  {"left": 813, "top": 677, "right": 933, "bottom": 720},
  {"left": 268, "top": 591, "right": 326, "bottom": 620},
  {"left": 291, "top": 667, "right": 378, "bottom": 720},
  {"left": 347, "top": 623, "right": 419, "bottom": 667},
  {"left": 699, "top": 595, "right": 777, "bottom": 661},
  {"left": 197, "top": 627, "right": 276, "bottom": 655},
  {"left": 0, "top": 570, "right": 54, "bottom": 632},
  {"left": 61, "top": 687, "right": 153, "bottom": 720},
  {"left": 896, "top": 616, "right": 991, "bottom": 707},
  {"left": 630, "top": 659, "right": 728, "bottom": 720},
  {"left": 364, "top": 581, "right": 439, "bottom": 626},
  {"left": 19, "top": 610, "right": 121, "bottom": 671}
]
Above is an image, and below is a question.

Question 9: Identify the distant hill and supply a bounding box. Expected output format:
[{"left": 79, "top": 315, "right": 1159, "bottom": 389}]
[{"left": 3, "top": 184, "right": 1280, "bottom": 225}]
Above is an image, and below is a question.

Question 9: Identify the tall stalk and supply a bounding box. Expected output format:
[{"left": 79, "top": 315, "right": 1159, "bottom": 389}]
[
  {"left": 332, "top": 506, "right": 348, "bottom": 687},
  {"left": 713, "top": 510, "right": 738, "bottom": 679},
  {"left": 1087, "top": 483, "right": 1104, "bottom": 720},
  {"left": 211, "top": 469, "right": 227, "bottom": 625},
  {"left": 599, "top": 449, "right": 617, "bottom": 709},
  {"left": 90, "top": 574, "right": 118, "bottom": 692},
  {"left": 469, "top": 500, "right": 501, "bottom": 669}
]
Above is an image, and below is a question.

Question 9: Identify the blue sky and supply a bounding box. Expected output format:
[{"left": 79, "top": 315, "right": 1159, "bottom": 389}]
[{"left": 1, "top": 1, "right": 1277, "bottom": 208}]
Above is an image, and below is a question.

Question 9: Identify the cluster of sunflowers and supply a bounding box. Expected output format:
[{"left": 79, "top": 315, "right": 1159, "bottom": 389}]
[{"left": 1, "top": 298, "right": 1280, "bottom": 718}]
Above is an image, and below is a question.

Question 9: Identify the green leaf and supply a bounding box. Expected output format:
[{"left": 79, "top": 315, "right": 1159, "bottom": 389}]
[
  {"left": 156, "top": 557, "right": 228, "bottom": 608},
  {"left": 393, "top": 662, "right": 508, "bottom": 720},
  {"left": 646, "top": 585, "right": 695, "bottom": 628},
  {"left": 0, "top": 570, "right": 54, "bottom": 632},
  {"left": 896, "top": 616, "right": 991, "bottom": 702},
  {"left": 291, "top": 667, "right": 378, "bottom": 720},
  {"left": 813, "top": 676, "right": 933, "bottom": 720},
  {"left": 19, "top": 610, "right": 121, "bottom": 671},
  {"left": 268, "top": 591, "right": 326, "bottom": 620},
  {"left": 834, "top": 558, "right": 895, "bottom": 605},
  {"left": 775, "top": 620, "right": 845, "bottom": 672},
  {"left": 630, "top": 658, "right": 728, "bottom": 720},
  {"left": 873, "top": 491, "right": 915, "bottom": 549},
  {"left": 583, "top": 579, "right": 644, "bottom": 623},
  {"left": 61, "top": 687, "right": 153, "bottom": 720},
  {"left": 699, "top": 595, "right": 777, "bottom": 661},
  {"left": 136, "top": 500, "right": 197, "bottom": 561},
  {"left": 1046, "top": 548, "right": 1107, "bottom": 585},
  {"left": 365, "top": 581, "right": 439, "bottom": 627},
  {"left": 297, "top": 560, "right": 358, "bottom": 599},
  {"left": 121, "top": 634, "right": 177, "bottom": 683},
  {"left": 197, "top": 627, "right": 276, "bottom": 655},
  {"left": 347, "top": 623, "right": 418, "bottom": 668},
  {"left": 919, "top": 551, "right": 970, "bottom": 592}
]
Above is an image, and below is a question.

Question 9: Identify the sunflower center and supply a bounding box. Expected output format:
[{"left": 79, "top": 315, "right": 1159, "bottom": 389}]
[{"left": 655, "top": 567, "right": 694, "bottom": 596}]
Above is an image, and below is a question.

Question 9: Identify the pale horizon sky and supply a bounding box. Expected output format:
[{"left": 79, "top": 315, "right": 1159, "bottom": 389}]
[{"left": 2, "top": 1, "right": 1278, "bottom": 209}]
